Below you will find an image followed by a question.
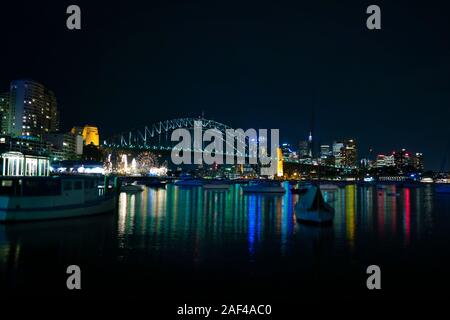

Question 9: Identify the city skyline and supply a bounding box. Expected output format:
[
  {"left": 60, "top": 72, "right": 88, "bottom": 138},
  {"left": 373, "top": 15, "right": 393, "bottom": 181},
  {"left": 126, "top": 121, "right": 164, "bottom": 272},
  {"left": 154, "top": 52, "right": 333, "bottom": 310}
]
[
  {"left": 1, "top": 1, "right": 449, "bottom": 169},
  {"left": 0, "top": 78, "right": 430, "bottom": 172}
]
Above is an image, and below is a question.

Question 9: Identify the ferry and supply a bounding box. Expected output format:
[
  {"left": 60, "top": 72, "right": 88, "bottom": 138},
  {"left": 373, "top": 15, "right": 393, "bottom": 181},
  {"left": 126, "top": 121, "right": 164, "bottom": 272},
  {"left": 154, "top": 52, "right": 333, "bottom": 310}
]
[{"left": 0, "top": 176, "right": 118, "bottom": 223}]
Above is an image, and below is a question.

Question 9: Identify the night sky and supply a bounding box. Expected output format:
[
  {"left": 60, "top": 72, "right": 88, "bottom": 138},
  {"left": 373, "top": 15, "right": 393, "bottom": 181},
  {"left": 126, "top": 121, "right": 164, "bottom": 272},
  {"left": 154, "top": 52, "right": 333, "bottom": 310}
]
[{"left": 0, "top": 0, "right": 449, "bottom": 170}]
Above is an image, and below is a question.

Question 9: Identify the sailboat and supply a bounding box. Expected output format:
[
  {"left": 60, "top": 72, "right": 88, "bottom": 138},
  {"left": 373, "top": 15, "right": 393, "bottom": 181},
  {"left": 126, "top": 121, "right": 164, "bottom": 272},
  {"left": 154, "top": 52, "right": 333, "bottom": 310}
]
[
  {"left": 435, "top": 142, "right": 450, "bottom": 194},
  {"left": 294, "top": 91, "right": 334, "bottom": 224},
  {"left": 295, "top": 185, "right": 335, "bottom": 224}
]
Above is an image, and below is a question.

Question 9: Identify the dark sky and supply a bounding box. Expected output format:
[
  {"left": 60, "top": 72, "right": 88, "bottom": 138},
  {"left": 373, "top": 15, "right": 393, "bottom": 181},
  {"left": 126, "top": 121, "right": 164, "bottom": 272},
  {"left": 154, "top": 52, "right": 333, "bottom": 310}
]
[{"left": 0, "top": 0, "right": 449, "bottom": 169}]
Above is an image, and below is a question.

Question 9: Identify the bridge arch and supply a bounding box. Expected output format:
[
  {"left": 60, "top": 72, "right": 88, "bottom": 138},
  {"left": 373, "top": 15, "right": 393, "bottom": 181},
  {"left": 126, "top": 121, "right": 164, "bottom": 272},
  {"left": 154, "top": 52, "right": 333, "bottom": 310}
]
[{"left": 104, "top": 117, "right": 252, "bottom": 157}]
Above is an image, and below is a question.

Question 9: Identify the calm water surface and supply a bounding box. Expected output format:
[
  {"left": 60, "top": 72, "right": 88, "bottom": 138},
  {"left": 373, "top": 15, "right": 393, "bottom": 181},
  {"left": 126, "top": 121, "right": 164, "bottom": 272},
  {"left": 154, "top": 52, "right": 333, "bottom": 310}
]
[{"left": 1, "top": 183, "right": 449, "bottom": 300}]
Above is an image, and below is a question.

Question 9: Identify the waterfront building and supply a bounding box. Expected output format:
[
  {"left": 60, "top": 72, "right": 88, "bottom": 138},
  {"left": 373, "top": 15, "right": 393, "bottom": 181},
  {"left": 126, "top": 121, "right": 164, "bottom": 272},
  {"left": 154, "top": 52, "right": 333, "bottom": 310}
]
[
  {"left": 0, "top": 151, "right": 50, "bottom": 176},
  {"left": 0, "top": 92, "right": 9, "bottom": 135},
  {"left": 44, "top": 132, "right": 83, "bottom": 161},
  {"left": 0, "top": 135, "right": 50, "bottom": 156},
  {"left": 8, "top": 79, "right": 59, "bottom": 138},
  {"left": 72, "top": 125, "right": 100, "bottom": 146},
  {"left": 50, "top": 160, "right": 104, "bottom": 175}
]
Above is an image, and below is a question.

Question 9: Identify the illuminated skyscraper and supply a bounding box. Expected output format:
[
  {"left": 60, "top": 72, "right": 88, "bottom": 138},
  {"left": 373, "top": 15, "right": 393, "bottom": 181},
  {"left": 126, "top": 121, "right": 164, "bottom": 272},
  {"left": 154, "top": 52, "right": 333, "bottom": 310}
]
[
  {"left": 414, "top": 153, "right": 424, "bottom": 171},
  {"left": 320, "top": 144, "right": 330, "bottom": 157},
  {"left": 308, "top": 131, "right": 313, "bottom": 157},
  {"left": 342, "top": 139, "right": 357, "bottom": 168},
  {"left": 298, "top": 140, "right": 309, "bottom": 158},
  {"left": 393, "top": 149, "right": 414, "bottom": 170},
  {"left": 8, "top": 80, "right": 59, "bottom": 138},
  {"left": 0, "top": 92, "right": 9, "bottom": 135},
  {"left": 332, "top": 141, "right": 344, "bottom": 167}
]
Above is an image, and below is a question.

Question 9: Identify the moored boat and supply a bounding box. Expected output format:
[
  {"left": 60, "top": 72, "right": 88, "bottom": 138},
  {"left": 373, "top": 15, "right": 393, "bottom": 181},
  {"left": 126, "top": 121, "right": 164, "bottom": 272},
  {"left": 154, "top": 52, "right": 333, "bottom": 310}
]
[
  {"left": 0, "top": 176, "right": 117, "bottom": 223},
  {"left": 121, "top": 181, "right": 144, "bottom": 192},
  {"left": 144, "top": 180, "right": 167, "bottom": 188},
  {"left": 295, "top": 185, "right": 334, "bottom": 225},
  {"left": 242, "top": 181, "right": 285, "bottom": 194},
  {"left": 174, "top": 177, "right": 204, "bottom": 187},
  {"left": 202, "top": 180, "right": 230, "bottom": 190}
]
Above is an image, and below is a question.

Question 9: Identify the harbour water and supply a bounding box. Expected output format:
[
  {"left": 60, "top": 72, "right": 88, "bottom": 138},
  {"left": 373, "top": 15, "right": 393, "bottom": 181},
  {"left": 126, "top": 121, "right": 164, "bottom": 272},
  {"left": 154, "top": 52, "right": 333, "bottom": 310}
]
[{"left": 1, "top": 183, "right": 449, "bottom": 300}]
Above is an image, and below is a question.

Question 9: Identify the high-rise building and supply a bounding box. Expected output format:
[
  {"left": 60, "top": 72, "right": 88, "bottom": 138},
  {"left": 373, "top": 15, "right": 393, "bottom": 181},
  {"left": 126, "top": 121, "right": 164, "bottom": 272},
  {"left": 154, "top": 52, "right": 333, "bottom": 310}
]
[
  {"left": 308, "top": 131, "right": 313, "bottom": 157},
  {"left": 298, "top": 140, "right": 309, "bottom": 158},
  {"left": 72, "top": 125, "right": 100, "bottom": 146},
  {"left": 280, "top": 143, "right": 294, "bottom": 159},
  {"left": 0, "top": 92, "right": 9, "bottom": 135},
  {"left": 393, "top": 149, "right": 414, "bottom": 170},
  {"left": 342, "top": 139, "right": 357, "bottom": 168},
  {"left": 8, "top": 80, "right": 59, "bottom": 139},
  {"left": 376, "top": 154, "right": 395, "bottom": 168},
  {"left": 414, "top": 153, "right": 424, "bottom": 171},
  {"left": 44, "top": 132, "right": 83, "bottom": 161},
  {"left": 320, "top": 145, "right": 330, "bottom": 157},
  {"left": 332, "top": 141, "right": 344, "bottom": 167}
]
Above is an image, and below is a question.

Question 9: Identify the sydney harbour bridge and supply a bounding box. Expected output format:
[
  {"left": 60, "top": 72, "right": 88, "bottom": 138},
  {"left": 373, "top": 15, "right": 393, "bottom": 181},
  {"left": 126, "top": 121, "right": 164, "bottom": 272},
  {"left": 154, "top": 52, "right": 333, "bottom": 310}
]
[{"left": 102, "top": 117, "right": 340, "bottom": 176}]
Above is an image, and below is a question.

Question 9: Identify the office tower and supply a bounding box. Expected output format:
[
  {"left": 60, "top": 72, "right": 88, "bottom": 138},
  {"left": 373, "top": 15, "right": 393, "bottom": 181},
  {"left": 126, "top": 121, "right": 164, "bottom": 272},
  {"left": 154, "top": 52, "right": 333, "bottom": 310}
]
[
  {"left": 320, "top": 144, "right": 330, "bottom": 157},
  {"left": 298, "top": 140, "right": 309, "bottom": 158},
  {"left": 376, "top": 154, "right": 395, "bottom": 168},
  {"left": 332, "top": 141, "right": 344, "bottom": 167},
  {"left": 342, "top": 139, "right": 357, "bottom": 168},
  {"left": 280, "top": 143, "right": 293, "bottom": 158},
  {"left": 44, "top": 132, "right": 84, "bottom": 161},
  {"left": 414, "top": 153, "right": 424, "bottom": 171},
  {"left": 8, "top": 79, "right": 59, "bottom": 138},
  {"left": 393, "top": 148, "right": 414, "bottom": 170},
  {"left": 0, "top": 92, "right": 9, "bottom": 135}
]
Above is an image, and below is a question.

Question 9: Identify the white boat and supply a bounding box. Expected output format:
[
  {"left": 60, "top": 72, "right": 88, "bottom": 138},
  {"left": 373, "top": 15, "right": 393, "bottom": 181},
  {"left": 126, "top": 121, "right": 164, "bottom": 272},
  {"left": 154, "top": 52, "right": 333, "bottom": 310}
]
[
  {"left": 242, "top": 181, "right": 285, "bottom": 194},
  {"left": 0, "top": 176, "right": 117, "bottom": 223},
  {"left": 121, "top": 181, "right": 144, "bottom": 192},
  {"left": 295, "top": 186, "right": 334, "bottom": 225}
]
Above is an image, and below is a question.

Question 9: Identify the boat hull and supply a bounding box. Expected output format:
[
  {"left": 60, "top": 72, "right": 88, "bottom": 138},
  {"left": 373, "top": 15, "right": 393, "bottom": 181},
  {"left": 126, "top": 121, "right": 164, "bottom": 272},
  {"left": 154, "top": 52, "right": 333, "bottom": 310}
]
[
  {"left": 242, "top": 186, "right": 285, "bottom": 194},
  {"left": 203, "top": 184, "right": 230, "bottom": 190},
  {"left": 174, "top": 180, "right": 203, "bottom": 187},
  {"left": 0, "top": 194, "right": 116, "bottom": 223}
]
